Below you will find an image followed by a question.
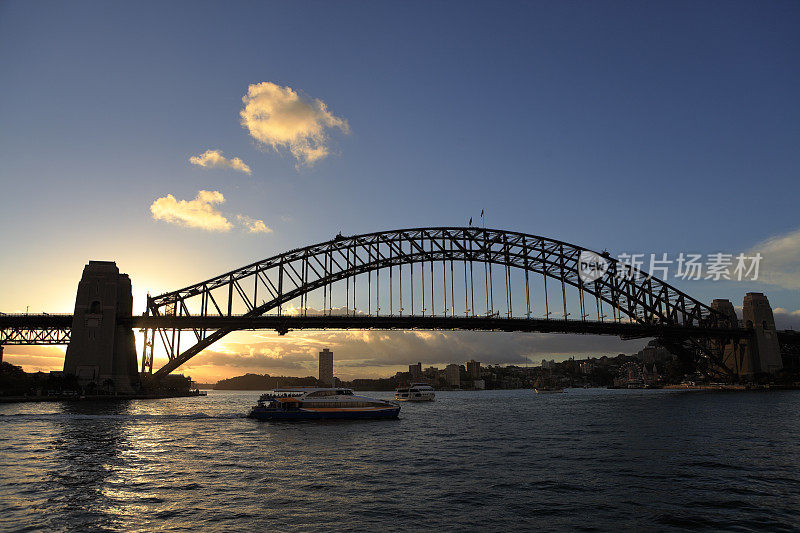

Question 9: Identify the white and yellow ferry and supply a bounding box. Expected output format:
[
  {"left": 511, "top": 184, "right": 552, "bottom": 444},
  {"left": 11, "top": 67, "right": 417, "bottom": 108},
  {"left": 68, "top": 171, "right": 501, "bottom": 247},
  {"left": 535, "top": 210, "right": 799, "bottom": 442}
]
[{"left": 248, "top": 388, "right": 400, "bottom": 420}]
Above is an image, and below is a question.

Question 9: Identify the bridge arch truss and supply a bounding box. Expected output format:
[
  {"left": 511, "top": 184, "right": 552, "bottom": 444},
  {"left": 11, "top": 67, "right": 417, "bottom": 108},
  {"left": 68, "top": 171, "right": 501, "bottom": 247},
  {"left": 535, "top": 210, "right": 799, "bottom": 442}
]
[{"left": 143, "top": 227, "right": 734, "bottom": 377}]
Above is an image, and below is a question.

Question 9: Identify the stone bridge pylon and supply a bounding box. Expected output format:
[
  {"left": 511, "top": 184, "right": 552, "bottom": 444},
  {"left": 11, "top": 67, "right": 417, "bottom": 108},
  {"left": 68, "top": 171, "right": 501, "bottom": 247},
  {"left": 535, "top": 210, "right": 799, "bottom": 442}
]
[
  {"left": 63, "top": 261, "right": 139, "bottom": 393},
  {"left": 711, "top": 293, "right": 783, "bottom": 378}
]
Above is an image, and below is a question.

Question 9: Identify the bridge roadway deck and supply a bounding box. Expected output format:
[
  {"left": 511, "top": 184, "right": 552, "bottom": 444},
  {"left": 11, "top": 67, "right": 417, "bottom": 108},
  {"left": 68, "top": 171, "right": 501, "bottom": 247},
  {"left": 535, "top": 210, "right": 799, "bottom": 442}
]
[
  {"left": 130, "top": 314, "right": 750, "bottom": 340},
  {"left": 0, "top": 314, "right": 73, "bottom": 327},
  {"left": 0, "top": 313, "right": 753, "bottom": 342}
]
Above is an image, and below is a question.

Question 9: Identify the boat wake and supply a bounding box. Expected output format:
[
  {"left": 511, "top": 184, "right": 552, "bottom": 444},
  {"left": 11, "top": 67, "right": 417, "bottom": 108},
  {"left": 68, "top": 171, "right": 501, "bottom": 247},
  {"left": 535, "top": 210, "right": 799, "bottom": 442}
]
[{"left": 0, "top": 412, "right": 248, "bottom": 421}]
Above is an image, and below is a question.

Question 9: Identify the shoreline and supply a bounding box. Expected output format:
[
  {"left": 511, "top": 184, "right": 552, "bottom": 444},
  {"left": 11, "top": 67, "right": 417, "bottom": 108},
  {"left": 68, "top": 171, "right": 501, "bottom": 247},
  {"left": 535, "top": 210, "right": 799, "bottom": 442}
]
[{"left": 0, "top": 390, "right": 207, "bottom": 403}]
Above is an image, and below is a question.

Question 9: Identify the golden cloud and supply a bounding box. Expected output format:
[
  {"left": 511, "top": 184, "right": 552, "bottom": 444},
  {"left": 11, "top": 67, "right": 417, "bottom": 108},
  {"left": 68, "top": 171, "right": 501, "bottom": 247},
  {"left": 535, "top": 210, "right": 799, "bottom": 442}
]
[
  {"left": 236, "top": 215, "right": 273, "bottom": 234},
  {"left": 240, "top": 82, "right": 349, "bottom": 167},
  {"left": 189, "top": 149, "right": 251, "bottom": 174},
  {"left": 150, "top": 190, "right": 275, "bottom": 234},
  {"left": 150, "top": 190, "right": 233, "bottom": 232},
  {"left": 179, "top": 329, "right": 641, "bottom": 382}
]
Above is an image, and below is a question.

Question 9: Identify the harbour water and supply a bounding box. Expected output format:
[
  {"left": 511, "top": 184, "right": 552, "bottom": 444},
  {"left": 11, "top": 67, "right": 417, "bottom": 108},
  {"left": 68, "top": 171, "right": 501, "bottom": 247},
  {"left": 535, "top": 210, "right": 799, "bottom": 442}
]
[{"left": 1, "top": 389, "right": 799, "bottom": 531}]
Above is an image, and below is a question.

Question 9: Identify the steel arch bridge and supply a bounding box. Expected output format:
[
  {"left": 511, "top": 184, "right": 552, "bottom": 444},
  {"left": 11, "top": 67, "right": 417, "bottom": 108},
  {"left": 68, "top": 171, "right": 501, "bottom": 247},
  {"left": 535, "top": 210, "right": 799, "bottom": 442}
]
[{"left": 140, "top": 227, "right": 742, "bottom": 378}]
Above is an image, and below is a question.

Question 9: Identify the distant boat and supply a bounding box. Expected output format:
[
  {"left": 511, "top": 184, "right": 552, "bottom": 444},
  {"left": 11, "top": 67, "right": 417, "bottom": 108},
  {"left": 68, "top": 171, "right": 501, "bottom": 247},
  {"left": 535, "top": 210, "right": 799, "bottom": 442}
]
[
  {"left": 248, "top": 388, "right": 400, "bottom": 420},
  {"left": 395, "top": 383, "right": 435, "bottom": 402},
  {"left": 535, "top": 387, "right": 565, "bottom": 394}
]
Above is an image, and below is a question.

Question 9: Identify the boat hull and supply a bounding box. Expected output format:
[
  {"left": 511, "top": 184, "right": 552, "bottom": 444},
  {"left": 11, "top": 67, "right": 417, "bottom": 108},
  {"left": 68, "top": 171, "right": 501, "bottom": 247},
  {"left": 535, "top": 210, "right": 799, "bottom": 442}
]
[
  {"left": 248, "top": 406, "right": 400, "bottom": 421},
  {"left": 395, "top": 397, "right": 435, "bottom": 402}
]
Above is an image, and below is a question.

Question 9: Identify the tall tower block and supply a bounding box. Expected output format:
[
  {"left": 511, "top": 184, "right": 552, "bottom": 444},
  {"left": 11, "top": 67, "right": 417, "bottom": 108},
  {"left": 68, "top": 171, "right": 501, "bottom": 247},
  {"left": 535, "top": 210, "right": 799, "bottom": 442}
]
[
  {"left": 63, "top": 261, "right": 139, "bottom": 393},
  {"left": 319, "top": 348, "right": 334, "bottom": 387},
  {"left": 742, "top": 292, "right": 783, "bottom": 374}
]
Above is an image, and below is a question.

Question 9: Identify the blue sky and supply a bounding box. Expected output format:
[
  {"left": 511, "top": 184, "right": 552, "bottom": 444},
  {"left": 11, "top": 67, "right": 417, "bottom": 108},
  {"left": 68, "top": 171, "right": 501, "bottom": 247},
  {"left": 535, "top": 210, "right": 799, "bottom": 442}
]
[{"left": 1, "top": 1, "right": 798, "bottom": 379}]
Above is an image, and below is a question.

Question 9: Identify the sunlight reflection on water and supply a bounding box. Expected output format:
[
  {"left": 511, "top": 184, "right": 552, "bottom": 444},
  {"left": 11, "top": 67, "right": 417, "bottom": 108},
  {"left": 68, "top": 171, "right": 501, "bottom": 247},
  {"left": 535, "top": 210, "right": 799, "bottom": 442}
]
[{"left": 1, "top": 389, "right": 799, "bottom": 532}]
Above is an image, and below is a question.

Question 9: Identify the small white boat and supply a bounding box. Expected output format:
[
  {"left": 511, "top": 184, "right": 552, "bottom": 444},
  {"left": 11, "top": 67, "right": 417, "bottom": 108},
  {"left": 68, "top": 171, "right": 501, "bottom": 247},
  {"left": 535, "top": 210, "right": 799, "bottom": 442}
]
[
  {"left": 395, "top": 383, "right": 435, "bottom": 401},
  {"left": 534, "top": 387, "right": 565, "bottom": 394}
]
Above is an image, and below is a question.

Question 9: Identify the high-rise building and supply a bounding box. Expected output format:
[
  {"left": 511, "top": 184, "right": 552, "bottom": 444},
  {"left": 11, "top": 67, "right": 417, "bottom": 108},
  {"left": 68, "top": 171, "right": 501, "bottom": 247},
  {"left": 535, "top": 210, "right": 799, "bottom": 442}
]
[
  {"left": 319, "top": 348, "right": 334, "bottom": 387},
  {"left": 465, "top": 359, "right": 481, "bottom": 379},
  {"left": 409, "top": 362, "right": 422, "bottom": 379},
  {"left": 445, "top": 364, "right": 460, "bottom": 387}
]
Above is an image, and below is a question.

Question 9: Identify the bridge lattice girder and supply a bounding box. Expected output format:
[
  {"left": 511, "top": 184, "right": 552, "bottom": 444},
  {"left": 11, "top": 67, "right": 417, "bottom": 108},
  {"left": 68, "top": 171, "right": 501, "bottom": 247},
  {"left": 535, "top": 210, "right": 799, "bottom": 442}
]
[
  {"left": 0, "top": 314, "right": 73, "bottom": 345},
  {"left": 143, "top": 227, "right": 733, "bottom": 377}
]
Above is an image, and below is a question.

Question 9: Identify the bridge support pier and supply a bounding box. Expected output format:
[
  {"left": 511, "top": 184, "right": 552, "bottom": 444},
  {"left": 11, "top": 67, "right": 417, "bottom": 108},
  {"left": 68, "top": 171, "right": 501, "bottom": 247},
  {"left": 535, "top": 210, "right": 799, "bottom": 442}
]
[
  {"left": 711, "top": 299, "right": 754, "bottom": 378},
  {"left": 742, "top": 292, "right": 783, "bottom": 375},
  {"left": 63, "top": 261, "right": 139, "bottom": 393},
  {"left": 710, "top": 294, "right": 783, "bottom": 379}
]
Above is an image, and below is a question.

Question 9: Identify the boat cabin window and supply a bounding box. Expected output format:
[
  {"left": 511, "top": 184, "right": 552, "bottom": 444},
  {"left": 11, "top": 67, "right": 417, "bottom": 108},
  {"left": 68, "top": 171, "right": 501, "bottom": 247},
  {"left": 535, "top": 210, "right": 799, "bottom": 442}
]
[
  {"left": 306, "top": 389, "right": 354, "bottom": 397},
  {"left": 307, "top": 390, "right": 340, "bottom": 397}
]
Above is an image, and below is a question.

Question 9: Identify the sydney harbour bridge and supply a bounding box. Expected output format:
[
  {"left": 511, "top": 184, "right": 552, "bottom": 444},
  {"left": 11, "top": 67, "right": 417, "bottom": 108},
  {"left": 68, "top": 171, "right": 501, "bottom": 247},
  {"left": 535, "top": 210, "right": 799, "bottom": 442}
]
[{"left": 0, "top": 227, "right": 792, "bottom": 388}]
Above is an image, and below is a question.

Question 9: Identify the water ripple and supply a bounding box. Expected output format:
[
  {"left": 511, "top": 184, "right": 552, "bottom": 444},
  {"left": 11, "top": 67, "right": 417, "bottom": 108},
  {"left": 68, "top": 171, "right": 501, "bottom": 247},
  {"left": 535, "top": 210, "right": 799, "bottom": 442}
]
[{"left": 1, "top": 389, "right": 799, "bottom": 531}]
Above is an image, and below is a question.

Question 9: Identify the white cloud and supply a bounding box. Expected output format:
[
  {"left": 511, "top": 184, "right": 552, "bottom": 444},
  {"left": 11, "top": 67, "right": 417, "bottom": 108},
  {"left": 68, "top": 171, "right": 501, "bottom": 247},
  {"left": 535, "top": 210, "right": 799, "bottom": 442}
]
[
  {"left": 150, "top": 190, "right": 233, "bottom": 232},
  {"left": 747, "top": 227, "right": 800, "bottom": 289},
  {"left": 773, "top": 308, "right": 800, "bottom": 330},
  {"left": 240, "top": 82, "right": 349, "bottom": 167},
  {"left": 189, "top": 149, "right": 251, "bottom": 174},
  {"left": 236, "top": 215, "right": 273, "bottom": 234},
  {"left": 284, "top": 305, "right": 365, "bottom": 317}
]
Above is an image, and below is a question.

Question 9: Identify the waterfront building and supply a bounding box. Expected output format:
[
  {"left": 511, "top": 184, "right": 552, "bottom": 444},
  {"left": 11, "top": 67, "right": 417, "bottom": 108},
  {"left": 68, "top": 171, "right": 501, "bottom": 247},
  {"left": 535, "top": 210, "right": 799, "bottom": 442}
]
[
  {"left": 541, "top": 359, "right": 555, "bottom": 370},
  {"left": 424, "top": 366, "right": 439, "bottom": 379},
  {"left": 465, "top": 359, "right": 481, "bottom": 379},
  {"left": 642, "top": 364, "right": 660, "bottom": 384},
  {"left": 445, "top": 364, "right": 461, "bottom": 387},
  {"left": 409, "top": 362, "right": 422, "bottom": 379},
  {"left": 636, "top": 340, "right": 674, "bottom": 364},
  {"left": 319, "top": 348, "right": 334, "bottom": 387}
]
